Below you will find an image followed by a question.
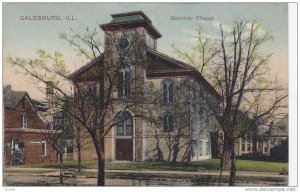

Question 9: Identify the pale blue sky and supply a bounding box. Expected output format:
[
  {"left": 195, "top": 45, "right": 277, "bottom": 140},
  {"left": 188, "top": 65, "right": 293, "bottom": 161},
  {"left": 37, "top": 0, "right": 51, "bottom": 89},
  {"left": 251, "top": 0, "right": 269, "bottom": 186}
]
[{"left": 3, "top": 3, "right": 288, "bottom": 99}]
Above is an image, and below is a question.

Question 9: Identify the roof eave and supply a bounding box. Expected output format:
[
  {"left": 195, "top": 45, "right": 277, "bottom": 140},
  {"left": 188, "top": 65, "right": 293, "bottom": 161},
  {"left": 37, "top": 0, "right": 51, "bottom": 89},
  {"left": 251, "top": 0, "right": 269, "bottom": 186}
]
[
  {"left": 68, "top": 55, "right": 103, "bottom": 81},
  {"left": 146, "top": 49, "right": 221, "bottom": 100},
  {"left": 100, "top": 21, "right": 162, "bottom": 39}
]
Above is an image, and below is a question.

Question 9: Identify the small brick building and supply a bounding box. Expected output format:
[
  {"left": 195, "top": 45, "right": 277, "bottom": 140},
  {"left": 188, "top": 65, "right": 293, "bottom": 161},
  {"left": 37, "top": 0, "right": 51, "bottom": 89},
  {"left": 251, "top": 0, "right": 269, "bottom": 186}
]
[{"left": 3, "top": 85, "right": 57, "bottom": 166}]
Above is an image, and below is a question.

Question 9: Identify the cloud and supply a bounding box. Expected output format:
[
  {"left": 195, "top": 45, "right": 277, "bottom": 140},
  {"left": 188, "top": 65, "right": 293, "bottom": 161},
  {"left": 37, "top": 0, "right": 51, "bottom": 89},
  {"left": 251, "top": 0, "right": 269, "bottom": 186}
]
[
  {"left": 212, "top": 20, "right": 232, "bottom": 32},
  {"left": 245, "top": 22, "right": 267, "bottom": 37}
]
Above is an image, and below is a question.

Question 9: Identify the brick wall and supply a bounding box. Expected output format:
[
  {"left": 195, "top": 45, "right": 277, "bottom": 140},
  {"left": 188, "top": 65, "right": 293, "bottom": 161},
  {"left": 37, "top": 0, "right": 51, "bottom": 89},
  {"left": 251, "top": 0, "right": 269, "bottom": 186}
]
[
  {"left": 4, "top": 96, "right": 58, "bottom": 166},
  {"left": 5, "top": 96, "right": 46, "bottom": 129},
  {"left": 4, "top": 131, "right": 57, "bottom": 165}
]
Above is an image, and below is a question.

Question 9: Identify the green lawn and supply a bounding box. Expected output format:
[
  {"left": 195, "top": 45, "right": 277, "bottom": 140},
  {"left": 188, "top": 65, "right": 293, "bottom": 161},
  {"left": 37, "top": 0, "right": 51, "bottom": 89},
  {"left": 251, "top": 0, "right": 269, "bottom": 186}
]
[
  {"left": 108, "top": 159, "right": 288, "bottom": 173},
  {"left": 18, "top": 159, "right": 288, "bottom": 174},
  {"left": 19, "top": 160, "right": 97, "bottom": 169}
]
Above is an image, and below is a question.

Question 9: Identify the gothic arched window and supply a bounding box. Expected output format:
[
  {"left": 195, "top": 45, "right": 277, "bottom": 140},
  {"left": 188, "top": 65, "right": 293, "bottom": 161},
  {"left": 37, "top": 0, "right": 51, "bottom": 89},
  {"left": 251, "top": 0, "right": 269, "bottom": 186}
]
[
  {"left": 116, "top": 111, "right": 133, "bottom": 136},
  {"left": 162, "top": 79, "right": 173, "bottom": 104},
  {"left": 118, "top": 65, "right": 131, "bottom": 98}
]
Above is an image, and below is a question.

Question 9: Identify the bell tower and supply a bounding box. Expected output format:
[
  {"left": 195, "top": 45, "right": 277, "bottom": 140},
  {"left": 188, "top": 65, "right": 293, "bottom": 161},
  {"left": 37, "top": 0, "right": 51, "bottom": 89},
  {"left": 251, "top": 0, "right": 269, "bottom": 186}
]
[
  {"left": 99, "top": 11, "right": 161, "bottom": 161},
  {"left": 100, "top": 11, "right": 161, "bottom": 52}
]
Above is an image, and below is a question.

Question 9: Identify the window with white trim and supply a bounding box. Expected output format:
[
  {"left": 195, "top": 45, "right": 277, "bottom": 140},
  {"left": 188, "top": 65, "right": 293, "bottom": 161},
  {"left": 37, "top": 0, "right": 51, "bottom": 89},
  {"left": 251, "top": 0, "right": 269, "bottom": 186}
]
[
  {"left": 41, "top": 140, "right": 46, "bottom": 156},
  {"left": 21, "top": 114, "right": 28, "bottom": 128},
  {"left": 206, "top": 142, "right": 210, "bottom": 156},
  {"left": 116, "top": 111, "right": 133, "bottom": 136},
  {"left": 163, "top": 113, "right": 174, "bottom": 132},
  {"left": 162, "top": 79, "right": 173, "bottom": 104},
  {"left": 88, "top": 84, "right": 97, "bottom": 99},
  {"left": 199, "top": 141, "right": 203, "bottom": 156},
  {"left": 118, "top": 65, "right": 131, "bottom": 98},
  {"left": 242, "top": 137, "right": 245, "bottom": 151}
]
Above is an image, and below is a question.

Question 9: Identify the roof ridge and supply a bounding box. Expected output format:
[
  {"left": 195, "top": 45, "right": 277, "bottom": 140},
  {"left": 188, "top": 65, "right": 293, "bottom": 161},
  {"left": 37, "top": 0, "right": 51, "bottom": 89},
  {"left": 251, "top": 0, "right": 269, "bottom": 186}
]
[
  {"left": 146, "top": 48, "right": 221, "bottom": 100},
  {"left": 146, "top": 48, "right": 196, "bottom": 71},
  {"left": 111, "top": 11, "right": 152, "bottom": 24},
  {"left": 68, "top": 54, "right": 103, "bottom": 80}
]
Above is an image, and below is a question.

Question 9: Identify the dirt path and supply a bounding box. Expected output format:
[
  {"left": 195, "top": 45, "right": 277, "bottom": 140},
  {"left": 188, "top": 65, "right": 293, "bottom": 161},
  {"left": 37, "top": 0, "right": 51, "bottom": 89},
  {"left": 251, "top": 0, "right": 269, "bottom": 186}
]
[{"left": 4, "top": 167, "right": 288, "bottom": 178}]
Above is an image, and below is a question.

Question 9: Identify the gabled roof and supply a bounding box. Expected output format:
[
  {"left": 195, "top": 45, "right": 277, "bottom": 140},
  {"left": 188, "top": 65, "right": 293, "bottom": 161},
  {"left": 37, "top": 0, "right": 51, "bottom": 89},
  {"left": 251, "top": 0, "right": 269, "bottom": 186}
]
[
  {"left": 68, "top": 55, "right": 103, "bottom": 80},
  {"left": 32, "top": 99, "right": 48, "bottom": 112},
  {"left": 67, "top": 48, "right": 221, "bottom": 100},
  {"left": 259, "top": 116, "right": 288, "bottom": 137},
  {"left": 3, "top": 86, "right": 46, "bottom": 113},
  {"left": 3, "top": 87, "right": 27, "bottom": 109},
  {"left": 146, "top": 49, "right": 221, "bottom": 100}
]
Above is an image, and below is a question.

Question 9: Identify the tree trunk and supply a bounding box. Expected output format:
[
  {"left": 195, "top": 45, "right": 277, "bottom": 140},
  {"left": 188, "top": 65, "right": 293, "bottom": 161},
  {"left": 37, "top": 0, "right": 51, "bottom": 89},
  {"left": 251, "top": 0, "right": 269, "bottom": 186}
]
[
  {"left": 252, "top": 127, "right": 258, "bottom": 160},
  {"left": 154, "top": 130, "right": 163, "bottom": 161},
  {"left": 76, "top": 125, "right": 82, "bottom": 173},
  {"left": 59, "top": 152, "right": 64, "bottom": 184},
  {"left": 94, "top": 130, "right": 105, "bottom": 186},
  {"left": 219, "top": 131, "right": 229, "bottom": 185},
  {"left": 171, "top": 143, "right": 179, "bottom": 163},
  {"left": 218, "top": 167, "right": 223, "bottom": 186},
  {"left": 77, "top": 143, "right": 82, "bottom": 173},
  {"left": 96, "top": 150, "right": 105, "bottom": 186},
  {"left": 229, "top": 141, "right": 236, "bottom": 186},
  {"left": 220, "top": 132, "right": 229, "bottom": 169}
]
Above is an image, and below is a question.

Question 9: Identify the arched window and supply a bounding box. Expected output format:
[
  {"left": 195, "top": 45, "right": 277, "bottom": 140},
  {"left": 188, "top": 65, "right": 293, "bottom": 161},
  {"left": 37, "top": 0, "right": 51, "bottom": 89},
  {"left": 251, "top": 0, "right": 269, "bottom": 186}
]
[
  {"left": 118, "top": 65, "right": 131, "bottom": 97},
  {"left": 162, "top": 79, "right": 173, "bottom": 104},
  {"left": 116, "top": 111, "right": 133, "bottom": 136},
  {"left": 163, "top": 113, "right": 174, "bottom": 132}
]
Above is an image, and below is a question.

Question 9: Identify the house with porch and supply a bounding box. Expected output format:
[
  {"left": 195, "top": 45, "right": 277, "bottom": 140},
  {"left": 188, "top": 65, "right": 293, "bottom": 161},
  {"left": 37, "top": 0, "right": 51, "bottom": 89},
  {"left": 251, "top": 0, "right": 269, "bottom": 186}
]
[{"left": 234, "top": 116, "right": 288, "bottom": 160}]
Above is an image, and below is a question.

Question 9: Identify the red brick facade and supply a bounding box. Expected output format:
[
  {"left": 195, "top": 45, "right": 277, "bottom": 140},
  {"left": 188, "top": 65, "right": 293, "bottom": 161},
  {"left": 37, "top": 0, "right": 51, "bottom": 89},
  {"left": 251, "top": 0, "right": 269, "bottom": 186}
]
[
  {"left": 4, "top": 131, "right": 57, "bottom": 165},
  {"left": 4, "top": 89, "right": 58, "bottom": 166}
]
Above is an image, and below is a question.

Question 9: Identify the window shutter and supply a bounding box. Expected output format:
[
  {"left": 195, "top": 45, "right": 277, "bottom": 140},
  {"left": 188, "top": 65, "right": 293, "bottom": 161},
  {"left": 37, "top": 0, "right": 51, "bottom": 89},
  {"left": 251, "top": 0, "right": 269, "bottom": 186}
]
[
  {"left": 124, "top": 71, "right": 131, "bottom": 97},
  {"left": 118, "top": 72, "right": 124, "bottom": 97},
  {"left": 168, "top": 83, "right": 173, "bottom": 103},
  {"left": 163, "top": 83, "right": 167, "bottom": 104}
]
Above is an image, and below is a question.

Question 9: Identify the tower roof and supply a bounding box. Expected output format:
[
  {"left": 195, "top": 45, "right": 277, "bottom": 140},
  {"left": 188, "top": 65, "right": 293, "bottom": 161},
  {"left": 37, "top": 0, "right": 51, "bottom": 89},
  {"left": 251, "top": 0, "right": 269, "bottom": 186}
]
[
  {"left": 111, "top": 11, "right": 152, "bottom": 24},
  {"left": 100, "top": 11, "right": 162, "bottom": 39}
]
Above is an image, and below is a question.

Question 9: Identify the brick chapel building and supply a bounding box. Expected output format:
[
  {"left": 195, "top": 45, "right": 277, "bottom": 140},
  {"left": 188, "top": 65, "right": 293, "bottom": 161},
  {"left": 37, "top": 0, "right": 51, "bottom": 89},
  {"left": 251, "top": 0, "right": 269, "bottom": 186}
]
[{"left": 69, "top": 11, "right": 220, "bottom": 162}]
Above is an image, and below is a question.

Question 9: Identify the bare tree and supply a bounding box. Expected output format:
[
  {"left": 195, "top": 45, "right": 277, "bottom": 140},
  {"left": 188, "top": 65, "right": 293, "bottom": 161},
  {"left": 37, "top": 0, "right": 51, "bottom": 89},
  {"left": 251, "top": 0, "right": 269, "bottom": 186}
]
[
  {"left": 173, "top": 20, "right": 287, "bottom": 186},
  {"left": 146, "top": 78, "right": 217, "bottom": 163},
  {"left": 8, "top": 26, "right": 154, "bottom": 186}
]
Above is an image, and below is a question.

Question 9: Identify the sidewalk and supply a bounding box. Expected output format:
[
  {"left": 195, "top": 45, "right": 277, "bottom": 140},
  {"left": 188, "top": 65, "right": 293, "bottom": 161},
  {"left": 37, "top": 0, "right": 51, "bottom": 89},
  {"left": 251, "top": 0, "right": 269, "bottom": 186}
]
[{"left": 4, "top": 166, "right": 288, "bottom": 178}]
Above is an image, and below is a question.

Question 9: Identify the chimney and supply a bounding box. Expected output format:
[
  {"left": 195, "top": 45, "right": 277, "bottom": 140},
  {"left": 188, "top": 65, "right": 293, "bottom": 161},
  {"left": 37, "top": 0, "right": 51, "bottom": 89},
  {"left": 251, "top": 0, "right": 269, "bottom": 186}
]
[
  {"left": 45, "top": 81, "right": 54, "bottom": 107},
  {"left": 268, "top": 121, "right": 274, "bottom": 139},
  {"left": 5, "top": 85, "right": 12, "bottom": 106}
]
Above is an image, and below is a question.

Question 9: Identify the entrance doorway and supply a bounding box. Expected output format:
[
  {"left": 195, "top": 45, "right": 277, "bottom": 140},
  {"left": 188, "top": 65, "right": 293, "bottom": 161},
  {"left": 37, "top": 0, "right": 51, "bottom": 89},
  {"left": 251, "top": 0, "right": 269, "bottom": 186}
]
[
  {"left": 116, "top": 139, "right": 133, "bottom": 161},
  {"left": 115, "top": 111, "right": 133, "bottom": 161}
]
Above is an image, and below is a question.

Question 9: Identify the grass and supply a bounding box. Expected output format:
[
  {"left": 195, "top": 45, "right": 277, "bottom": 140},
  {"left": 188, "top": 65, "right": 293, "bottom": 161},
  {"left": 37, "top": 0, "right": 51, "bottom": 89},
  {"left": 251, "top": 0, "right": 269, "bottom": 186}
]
[
  {"left": 108, "top": 159, "right": 288, "bottom": 173},
  {"left": 19, "top": 160, "right": 97, "bottom": 169},
  {"left": 78, "top": 171, "right": 287, "bottom": 184},
  {"left": 5, "top": 170, "right": 57, "bottom": 174},
  {"left": 17, "top": 159, "right": 288, "bottom": 174}
]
